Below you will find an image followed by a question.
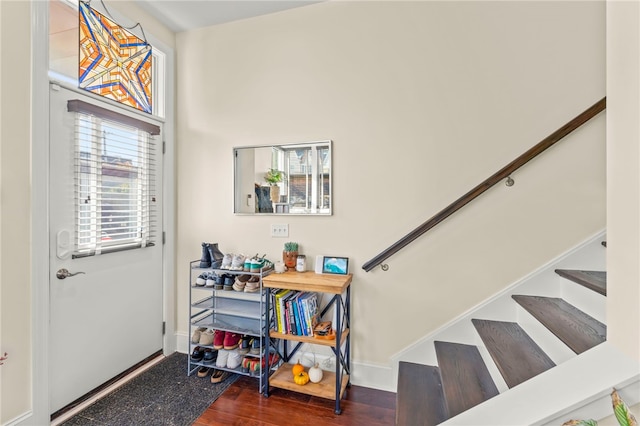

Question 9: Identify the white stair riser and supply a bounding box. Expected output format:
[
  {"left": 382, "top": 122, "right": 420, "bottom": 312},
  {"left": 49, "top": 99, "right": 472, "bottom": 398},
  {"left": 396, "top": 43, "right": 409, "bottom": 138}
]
[{"left": 560, "top": 277, "right": 606, "bottom": 324}]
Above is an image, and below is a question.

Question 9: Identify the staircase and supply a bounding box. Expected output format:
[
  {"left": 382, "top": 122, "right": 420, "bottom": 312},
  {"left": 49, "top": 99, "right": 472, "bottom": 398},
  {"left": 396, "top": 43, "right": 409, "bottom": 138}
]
[{"left": 395, "top": 233, "right": 617, "bottom": 425}]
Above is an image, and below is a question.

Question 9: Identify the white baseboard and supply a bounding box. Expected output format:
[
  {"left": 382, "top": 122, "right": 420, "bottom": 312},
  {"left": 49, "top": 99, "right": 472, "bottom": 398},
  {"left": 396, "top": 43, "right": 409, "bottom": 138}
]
[{"left": 5, "top": 411, "right": 32, "bottom": 426}]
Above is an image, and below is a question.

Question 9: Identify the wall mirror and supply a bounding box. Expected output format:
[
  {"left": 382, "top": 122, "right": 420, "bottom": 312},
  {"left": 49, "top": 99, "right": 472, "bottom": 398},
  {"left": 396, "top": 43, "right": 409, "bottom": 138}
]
[{"left": 234, "top": 140, "right": 332, "bottom": 215}]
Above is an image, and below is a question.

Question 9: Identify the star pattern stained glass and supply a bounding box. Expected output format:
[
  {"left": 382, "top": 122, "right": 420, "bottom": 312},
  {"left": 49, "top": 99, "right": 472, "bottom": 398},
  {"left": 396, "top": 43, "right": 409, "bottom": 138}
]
[{"left": 79, "top": 2, "right": 152, "bottom": 113}]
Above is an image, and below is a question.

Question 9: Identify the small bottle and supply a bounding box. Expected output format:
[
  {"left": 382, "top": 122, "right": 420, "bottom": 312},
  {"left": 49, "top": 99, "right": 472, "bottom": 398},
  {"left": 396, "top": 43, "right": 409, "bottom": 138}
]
[{"left": 296, "top": 255, "right": 306, "bottom": 272}]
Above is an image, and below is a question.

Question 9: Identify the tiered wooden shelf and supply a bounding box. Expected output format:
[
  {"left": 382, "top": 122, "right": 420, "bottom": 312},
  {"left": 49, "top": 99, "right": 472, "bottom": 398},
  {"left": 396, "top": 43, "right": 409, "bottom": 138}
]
[{"left": 262, "top": 271, "right": 352, "bottom": 414}]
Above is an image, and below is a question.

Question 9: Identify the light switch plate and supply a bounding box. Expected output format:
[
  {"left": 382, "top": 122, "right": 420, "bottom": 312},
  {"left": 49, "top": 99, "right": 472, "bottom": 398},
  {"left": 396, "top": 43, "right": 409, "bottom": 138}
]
[{"left": 271, "top": 224, "right": 289, "bottom": 238}]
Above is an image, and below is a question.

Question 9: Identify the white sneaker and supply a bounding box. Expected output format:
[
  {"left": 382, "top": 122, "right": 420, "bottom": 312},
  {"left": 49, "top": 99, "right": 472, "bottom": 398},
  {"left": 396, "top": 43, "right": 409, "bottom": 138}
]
[
  {"left": 230, "top": 254, "right": 246, "bottom": 271},
  {"left": 215, "top": 349, "right": 229, "bottom": 368},
  {"left": 205, "top": 273, "right": 215, "bottom": 288},
  {"left": 226, "top": 349, "right": 242, "bottom": 369},
  {"left": 220, "top": 253, "right": 233, "bottom": 269},
  {"left": 195, "top": 273, "right": 207, "bottom": 286}
]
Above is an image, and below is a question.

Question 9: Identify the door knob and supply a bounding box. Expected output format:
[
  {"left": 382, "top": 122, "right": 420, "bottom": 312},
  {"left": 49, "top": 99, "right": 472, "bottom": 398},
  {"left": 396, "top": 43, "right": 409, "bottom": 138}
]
[{"left": 56, "top": 268, "right": 86, "bottom": 280}]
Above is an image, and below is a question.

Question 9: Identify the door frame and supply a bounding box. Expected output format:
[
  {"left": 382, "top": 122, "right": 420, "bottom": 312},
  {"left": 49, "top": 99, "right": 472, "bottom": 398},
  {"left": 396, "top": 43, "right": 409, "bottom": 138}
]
[{"left": 29, "top": 2, "right": 176, "bottom": 424}]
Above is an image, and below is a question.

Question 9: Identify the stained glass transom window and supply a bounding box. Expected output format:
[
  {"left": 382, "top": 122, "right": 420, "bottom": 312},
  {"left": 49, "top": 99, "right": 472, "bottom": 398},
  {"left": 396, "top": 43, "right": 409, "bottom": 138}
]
[{"left": 79, "top": 1, "right": 153, "bottom": 113}]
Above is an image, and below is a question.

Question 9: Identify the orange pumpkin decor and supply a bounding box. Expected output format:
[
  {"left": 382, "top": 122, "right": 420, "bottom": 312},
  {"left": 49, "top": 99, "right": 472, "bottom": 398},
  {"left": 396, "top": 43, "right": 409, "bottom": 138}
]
[
  {"left": 294, "top": 371, "right": 310, "bottom": 386},
  {"left": 292, "top": 359, "right": 305, "bottom": 376}
]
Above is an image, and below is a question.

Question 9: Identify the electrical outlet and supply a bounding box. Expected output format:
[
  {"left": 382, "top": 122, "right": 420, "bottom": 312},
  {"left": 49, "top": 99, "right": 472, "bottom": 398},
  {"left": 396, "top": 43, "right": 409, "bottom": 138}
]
[{"left": 271, "top": 224, "right": 289, "bottom": 238}]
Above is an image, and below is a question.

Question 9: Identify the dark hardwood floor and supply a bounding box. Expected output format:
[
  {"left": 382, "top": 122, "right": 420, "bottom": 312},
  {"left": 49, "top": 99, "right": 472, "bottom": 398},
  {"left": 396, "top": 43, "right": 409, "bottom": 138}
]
[{"left": 194, "top": 375, "right": 396, "bottom": 425}]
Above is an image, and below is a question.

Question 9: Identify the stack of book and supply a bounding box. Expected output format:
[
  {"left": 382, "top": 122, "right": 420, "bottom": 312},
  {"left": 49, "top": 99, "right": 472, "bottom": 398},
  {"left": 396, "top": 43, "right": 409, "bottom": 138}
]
[{"left": 272, "top": 289, "right": 319, "bottom": 336}]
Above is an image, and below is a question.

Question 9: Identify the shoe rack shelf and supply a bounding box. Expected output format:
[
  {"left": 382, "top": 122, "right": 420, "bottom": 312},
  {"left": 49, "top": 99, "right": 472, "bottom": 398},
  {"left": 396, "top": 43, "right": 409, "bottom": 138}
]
[
  {"left": 262, "top": 271, "right": 352, "bottom": 414},
  {"left": 188, "top": 260, "right": 277, "bottom": 393}
]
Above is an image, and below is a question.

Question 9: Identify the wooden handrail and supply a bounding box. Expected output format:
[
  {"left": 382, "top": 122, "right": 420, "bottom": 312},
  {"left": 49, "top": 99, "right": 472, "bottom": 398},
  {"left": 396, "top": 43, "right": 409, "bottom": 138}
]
[{"left": 362, "top": 97, "right": 606, "bottom": 272}]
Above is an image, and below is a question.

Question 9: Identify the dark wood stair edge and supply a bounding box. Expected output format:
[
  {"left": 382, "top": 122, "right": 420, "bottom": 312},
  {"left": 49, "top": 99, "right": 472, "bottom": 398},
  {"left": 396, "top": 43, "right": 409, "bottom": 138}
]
[
  {"left": 511, "top": 295, "right": 606, "bottom": 354},
  {"left": 396, "top": 362, "right": 449, "bottom": 426},
  {"left": 554, "top": 269, "right": 607, "bottom": 296},
  {"left": 472, "top": 319, "right": 555, "bottom": 389},
  {"left": 434, "top": 341, "right": 499, "bottom": 418}
]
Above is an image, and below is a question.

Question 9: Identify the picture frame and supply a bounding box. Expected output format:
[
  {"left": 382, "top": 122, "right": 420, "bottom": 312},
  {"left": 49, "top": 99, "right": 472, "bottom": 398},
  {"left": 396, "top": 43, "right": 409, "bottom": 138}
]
[{"left": 322, "top": 256, "right": 349, "bottom": 275}]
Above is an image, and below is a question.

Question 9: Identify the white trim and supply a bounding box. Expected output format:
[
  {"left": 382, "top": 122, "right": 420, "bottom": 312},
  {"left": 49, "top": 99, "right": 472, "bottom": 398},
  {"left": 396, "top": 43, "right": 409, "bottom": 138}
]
[
  {"left": 30, "top": 1, "right": 51, "bottom": 424},
  {"left": 3, "top": 411, "right": 34, "bottom": 426},
  {"left": 152, "top": 48, "right": 166, "bottom": 119},
  {"left": 47, "top": 78, "right": 166, "bottom": 124},
  {"left": 157, "top": 37, "right": 176, "bottom": 357}
]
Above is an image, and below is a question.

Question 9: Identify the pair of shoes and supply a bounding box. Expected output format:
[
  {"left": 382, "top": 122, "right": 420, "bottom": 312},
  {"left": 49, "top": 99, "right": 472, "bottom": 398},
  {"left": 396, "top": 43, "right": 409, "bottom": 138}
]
[
  {"left": 249, "top": 337, "right": 263, "bottom": 355},
  {"left": 227, "top": 350, "right": 242, "bottom": 368},
  {"left": 241, "top": 356, "right": 252, "bottom": 373},
  {"left": 213, "top": 330, "right": 241, "bottom": 350},
  {"left": 232, "top": 275, "right": 250, "bottom": 292},
  {"left": 243, "top": 256, "right": 254, "bottom": 272},
  {"left": 244, "top": 276, "right": 260, "bottom": 293},
  {"left": 199, "top": 242, "right": 212, "bottom": 268},
  {"left": 216, "top": 349, "right": 242, "bottom": 369},
  {"left": 241, "top": 352, "right": 279, "bottom": 376},
  {"left": 210, "top": 369, "right": 230, "bottom": 383},
  {"left": 242, "top": 254, "right": 264, "bottom": 272},
  {"left": 262, "top": 259, "right": 274, "bottom": 271},
  {"left": 191, "top": 327, "right": 207, "bottom": 343},
  {"left": 196, "top": 271, "right": 217, "bottom": 288},
  {"left": 202, "top": 348, "right": 218, "bottom": 364},
  {"left": 191, "top": 346, "right": 204, "bottom": 362},
  {"left": 213, "top": 273, "right": 224, "bottom": 290},
  {"left": 230, "top": 254, "right": 246, "bottom": 271},
  {"left": 199, "top": 328, "right": 215, "bottom": 345},
  {"left": 205, "top": 273, "right": 216, "bottom": 288},
  {"left": 223, "top": 275, "right": 234, "bottom": 291},
  {"left": 237, "top": 335, "right": 252, "bottom": 355},
  {"left": 249, "top": 254, "right": 266, "bottom": 272},
  {"left": 197, "top": 366, "right": 210, "bottom": 377},
  {"left": 200, "top": 242, "right": 225, "bottom": 268}
]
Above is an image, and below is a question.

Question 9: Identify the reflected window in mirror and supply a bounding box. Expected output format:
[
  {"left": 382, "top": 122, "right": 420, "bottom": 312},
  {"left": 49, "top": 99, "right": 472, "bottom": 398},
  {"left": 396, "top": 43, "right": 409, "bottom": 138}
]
[{"left": 234, "top": 141, "right": 332, "bottom": 215}]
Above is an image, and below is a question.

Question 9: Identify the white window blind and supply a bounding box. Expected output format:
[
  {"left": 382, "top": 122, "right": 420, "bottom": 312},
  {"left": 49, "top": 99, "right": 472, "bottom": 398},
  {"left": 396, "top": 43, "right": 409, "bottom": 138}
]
[{"left": 68, "top": 100, "right": 159, "bottom": 257}]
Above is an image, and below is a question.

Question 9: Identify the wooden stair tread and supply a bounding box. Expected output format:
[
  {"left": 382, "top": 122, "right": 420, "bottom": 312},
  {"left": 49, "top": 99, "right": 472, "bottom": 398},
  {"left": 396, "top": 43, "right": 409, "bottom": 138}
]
[
  {"left": 434, "top": 341, "right": 499, "bottom": 418},
  {"left": 396, "top": 362, "right": 448, "bottom": 426},
  {"left": 472, "top": 319, "right": 555, "bottom": 388},
  {"left": 555, "top": 269, "right": 607, "bottom": 296},
  {"left": 512, "top": 295, "right": 606, "bottom": 354}
]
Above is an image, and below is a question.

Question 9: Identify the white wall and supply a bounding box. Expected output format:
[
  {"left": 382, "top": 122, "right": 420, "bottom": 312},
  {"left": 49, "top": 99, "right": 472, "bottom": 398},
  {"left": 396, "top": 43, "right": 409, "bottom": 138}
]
[
  {"left": 606, "top": 0, "right": 640, "bottom": 361},
  {"left": 1, "top": 1, "right": 33, "bottom": 422},
  {"left": 176, "top": 0, "right": 606, "bottom": 376}
]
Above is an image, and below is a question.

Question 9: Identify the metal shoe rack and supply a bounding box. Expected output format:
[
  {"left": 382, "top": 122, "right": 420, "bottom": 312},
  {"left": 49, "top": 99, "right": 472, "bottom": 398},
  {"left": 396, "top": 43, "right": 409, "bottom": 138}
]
[{"left": 187, "top": 260, "right": 279, "bottom": 393}]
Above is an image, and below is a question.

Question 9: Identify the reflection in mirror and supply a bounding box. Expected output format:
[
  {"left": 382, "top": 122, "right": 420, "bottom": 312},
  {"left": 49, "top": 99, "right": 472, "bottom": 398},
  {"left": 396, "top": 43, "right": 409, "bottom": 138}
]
[{"left": 234, "top": 141, "right": 332, "bottom": 215}]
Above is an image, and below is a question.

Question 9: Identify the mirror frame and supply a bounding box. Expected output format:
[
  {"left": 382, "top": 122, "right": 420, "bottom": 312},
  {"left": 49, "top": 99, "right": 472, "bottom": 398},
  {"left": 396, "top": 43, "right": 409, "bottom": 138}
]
[{"left": 233, "top": 140, "right": 332, "bottom": 215}]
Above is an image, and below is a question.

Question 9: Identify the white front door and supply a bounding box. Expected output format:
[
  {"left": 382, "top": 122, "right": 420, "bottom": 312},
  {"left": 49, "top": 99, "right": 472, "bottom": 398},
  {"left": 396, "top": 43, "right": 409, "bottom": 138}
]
[{"left": 48, "top": 84, "right": 164, "bottom": 413}]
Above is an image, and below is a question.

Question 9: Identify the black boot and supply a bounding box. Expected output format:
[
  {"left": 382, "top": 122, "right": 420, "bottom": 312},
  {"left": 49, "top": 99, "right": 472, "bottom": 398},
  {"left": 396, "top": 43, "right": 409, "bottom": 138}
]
[
  {"left": 208, "top": 243, "right": 224, "bottom": 268},
  {"left": 200, "top": 242, "right": 211, "bottom": 268}
]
